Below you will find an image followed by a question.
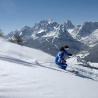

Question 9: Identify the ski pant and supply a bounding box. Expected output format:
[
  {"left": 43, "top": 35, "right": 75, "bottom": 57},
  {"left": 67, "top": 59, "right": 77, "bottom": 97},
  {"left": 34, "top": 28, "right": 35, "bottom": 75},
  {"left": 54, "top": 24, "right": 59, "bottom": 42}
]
[{"left": 56, "top": 63, "right": 68, "bottom": 70}]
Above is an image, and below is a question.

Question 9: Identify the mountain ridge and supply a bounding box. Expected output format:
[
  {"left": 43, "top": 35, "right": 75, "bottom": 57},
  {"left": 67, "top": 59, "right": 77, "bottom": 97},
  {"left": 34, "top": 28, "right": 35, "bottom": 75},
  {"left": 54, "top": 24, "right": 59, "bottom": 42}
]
[{"left": 7, "top": 20, "right": 86, "bottom": 56}]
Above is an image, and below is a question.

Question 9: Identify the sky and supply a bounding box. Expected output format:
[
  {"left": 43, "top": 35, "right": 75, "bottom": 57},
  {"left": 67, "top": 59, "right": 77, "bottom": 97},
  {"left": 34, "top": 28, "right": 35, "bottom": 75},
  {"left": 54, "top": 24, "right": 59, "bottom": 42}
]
[{"left": 0, "top": 0, "right": 98, "bottom": 34}]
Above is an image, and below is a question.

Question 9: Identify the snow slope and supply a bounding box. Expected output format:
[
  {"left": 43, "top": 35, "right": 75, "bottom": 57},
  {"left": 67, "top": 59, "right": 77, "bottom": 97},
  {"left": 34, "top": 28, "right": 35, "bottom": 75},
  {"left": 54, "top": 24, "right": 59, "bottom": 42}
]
[
  {"left": 0, "top": 38, "right": 98, "bottom": 98},
  {"left": 0, "top": 38, "right": 54, "bottom": 62}
]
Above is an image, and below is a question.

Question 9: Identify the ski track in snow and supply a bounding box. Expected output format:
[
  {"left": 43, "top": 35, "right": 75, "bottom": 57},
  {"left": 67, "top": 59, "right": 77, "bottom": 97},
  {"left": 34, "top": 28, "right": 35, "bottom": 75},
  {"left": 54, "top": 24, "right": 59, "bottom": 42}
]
[
  {"left": 0, "top": 54, "right": 98, "bottom": 81},
  {"left": 0, "top": 55, "right": 36, "bottom": 68},
  {"left": 0, "top": 55, "right": 98, "bottom": 98}
]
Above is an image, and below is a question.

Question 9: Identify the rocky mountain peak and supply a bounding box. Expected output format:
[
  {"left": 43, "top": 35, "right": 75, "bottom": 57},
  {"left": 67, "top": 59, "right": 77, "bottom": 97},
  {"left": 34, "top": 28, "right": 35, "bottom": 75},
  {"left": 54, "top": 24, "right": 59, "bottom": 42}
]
[
  {"left": 64, "top": 20, "right": 75, "bottom": 29},
  {"left": 78, "top": 21, "right": 98, "bottom": 37}
]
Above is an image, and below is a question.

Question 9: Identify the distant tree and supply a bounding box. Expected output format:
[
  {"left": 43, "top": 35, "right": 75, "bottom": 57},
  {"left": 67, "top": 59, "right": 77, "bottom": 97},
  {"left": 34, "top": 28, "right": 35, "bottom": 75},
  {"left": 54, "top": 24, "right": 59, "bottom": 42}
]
[
  {"left": 0, "top": 29, "right": 4, "bottom": 37},
  {"left": 9, "top": 30, "right": 23, "bottom": 45},
  {"left": 0, "top": 32, "right": 3, "bottom": 37}
]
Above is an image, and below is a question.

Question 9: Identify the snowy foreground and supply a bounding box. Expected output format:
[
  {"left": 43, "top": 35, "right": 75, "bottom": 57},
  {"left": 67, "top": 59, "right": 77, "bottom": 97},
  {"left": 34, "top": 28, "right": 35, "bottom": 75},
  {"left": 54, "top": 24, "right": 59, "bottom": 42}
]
[{"left": 0, "top": 38, "right": 98, "bottom": 98}]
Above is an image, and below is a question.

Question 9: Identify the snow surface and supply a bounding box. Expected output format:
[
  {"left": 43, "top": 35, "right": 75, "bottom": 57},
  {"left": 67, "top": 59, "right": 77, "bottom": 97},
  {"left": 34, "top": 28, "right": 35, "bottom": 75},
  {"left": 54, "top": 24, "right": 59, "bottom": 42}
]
[
  {"left": 67, "top": 29, "right": 74, "bottom": 34},
  {"left": 42, "top": 31, "right": 59, "bottom": 38},
  {"left": 0, "top": 37, "right": 98, "bottom": 98},
  {"left": 37, "top": 29, "right": 45, "bottom": 34}
]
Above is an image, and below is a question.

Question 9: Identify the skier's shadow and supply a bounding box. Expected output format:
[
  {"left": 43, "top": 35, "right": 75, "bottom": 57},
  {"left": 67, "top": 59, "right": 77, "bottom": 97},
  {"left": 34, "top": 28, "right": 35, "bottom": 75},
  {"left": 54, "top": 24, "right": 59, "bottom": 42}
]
[
  {"left": 68, "top": 69, "right": 98, "bottom": 81},
  {"left": 0, "top": 55, "right": 36, "bottom": 67}
]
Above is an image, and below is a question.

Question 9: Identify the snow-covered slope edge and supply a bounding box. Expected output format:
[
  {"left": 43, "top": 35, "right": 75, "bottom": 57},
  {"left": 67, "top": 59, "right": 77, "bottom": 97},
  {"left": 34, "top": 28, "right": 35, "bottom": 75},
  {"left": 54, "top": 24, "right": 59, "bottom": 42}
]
[{"left": 0, "top": 37, "right": 54, "bottom": 63}]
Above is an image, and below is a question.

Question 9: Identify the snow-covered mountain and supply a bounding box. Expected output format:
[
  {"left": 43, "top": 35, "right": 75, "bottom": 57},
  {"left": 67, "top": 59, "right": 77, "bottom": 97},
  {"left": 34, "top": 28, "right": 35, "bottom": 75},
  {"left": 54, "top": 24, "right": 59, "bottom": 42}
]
[
  {"left": 0, "top": 37, "right": 98, "bottom": 98},
  {"left": 68, "top": 21, "right": 98, "bottom": 63},
  {"left": 80, "top": 29, "right": 98, "bottom": 47},
  {"left": 78, "top": 22, "right": 98, "bottom": 37},
  {"left": 6, "top": 20, "right": 98, "bottom": 63},
  {"left": 69, "top": 21, "right": 98, "bottom": 47},
  {"left": 7, "top": 20, "right": 85, "bottom": 56}
]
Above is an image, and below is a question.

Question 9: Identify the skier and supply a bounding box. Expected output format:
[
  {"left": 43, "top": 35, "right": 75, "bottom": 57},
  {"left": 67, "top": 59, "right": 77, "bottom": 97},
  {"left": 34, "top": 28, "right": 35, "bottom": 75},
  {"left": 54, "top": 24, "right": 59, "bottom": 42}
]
[{"left": 55, "top": 45, "right": 72, "bottom": 70}]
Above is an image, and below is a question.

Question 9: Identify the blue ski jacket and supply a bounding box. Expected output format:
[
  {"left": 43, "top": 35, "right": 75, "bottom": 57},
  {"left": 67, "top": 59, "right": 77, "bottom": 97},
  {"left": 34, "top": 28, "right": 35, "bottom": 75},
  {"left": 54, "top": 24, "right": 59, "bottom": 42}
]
[{"left": 55, "top": 50, "right": 72, "bottom": 65}]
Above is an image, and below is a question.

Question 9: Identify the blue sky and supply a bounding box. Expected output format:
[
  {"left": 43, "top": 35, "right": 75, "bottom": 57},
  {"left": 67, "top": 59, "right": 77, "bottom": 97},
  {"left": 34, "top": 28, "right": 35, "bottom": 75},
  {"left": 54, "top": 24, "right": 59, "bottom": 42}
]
[{"left": 0, "top": 0, "right": 98, "bottom": 34}]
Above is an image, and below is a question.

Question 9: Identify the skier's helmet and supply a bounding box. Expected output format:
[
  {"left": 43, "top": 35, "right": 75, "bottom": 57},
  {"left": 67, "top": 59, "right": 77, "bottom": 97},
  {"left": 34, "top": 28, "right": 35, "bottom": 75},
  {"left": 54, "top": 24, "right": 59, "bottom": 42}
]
[{"left": 64, "top": 45, "right": 69, "bottom": 49}]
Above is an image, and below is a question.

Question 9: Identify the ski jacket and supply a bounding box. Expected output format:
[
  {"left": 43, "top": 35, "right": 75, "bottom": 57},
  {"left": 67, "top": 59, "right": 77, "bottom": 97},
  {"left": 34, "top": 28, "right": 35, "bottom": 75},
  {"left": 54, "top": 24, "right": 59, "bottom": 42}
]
[{"left": 55, "top": 50, "right": 72, "bottom": 64}]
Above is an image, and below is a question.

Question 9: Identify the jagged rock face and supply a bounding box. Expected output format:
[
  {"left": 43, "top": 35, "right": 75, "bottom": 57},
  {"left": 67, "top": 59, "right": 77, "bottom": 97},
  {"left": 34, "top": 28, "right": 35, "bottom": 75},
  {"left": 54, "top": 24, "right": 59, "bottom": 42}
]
[
  {"left": 64, "top": 20, "right": 75, "bottom": 29},
  {"left": 32, "top": 20, "right": 59, "bottom": 36},
  {"left": 21, "top": 26, "right": 32, "bottom": 36},
  {"left": 25, "top": 26, "right": 83, "bottom": 55},
  {"left": 68, "top": 21, "right": 98, "bottom": 47},
  {"left": 84, "top": 44, "right": 98, "bottom": 63},
  {"left": 78, "top": 22, "right": 98, "bottom": 37}
]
